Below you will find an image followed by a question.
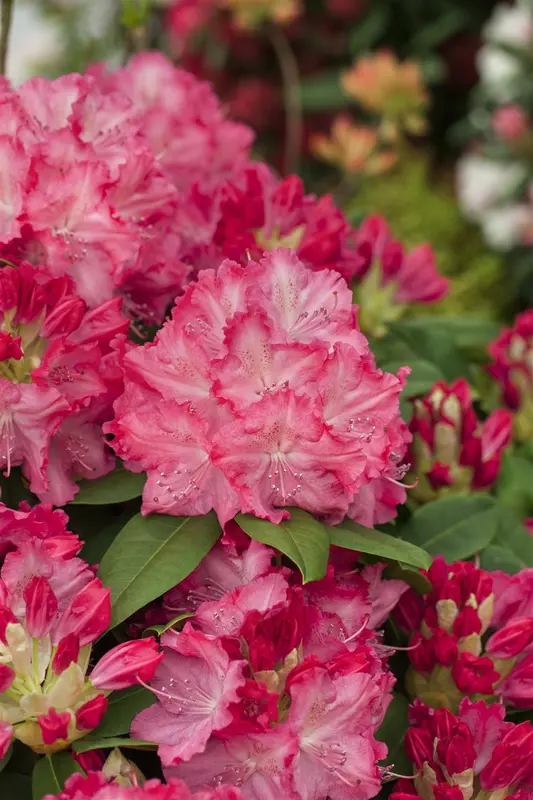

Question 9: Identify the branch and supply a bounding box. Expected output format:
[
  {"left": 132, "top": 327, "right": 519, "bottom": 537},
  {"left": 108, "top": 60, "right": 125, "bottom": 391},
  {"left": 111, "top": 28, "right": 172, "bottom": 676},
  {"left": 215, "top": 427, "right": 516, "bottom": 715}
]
[
  {"left": 268, "top": 23, "right": 302, "bottom": 176},
  {"left": 0, "top": 0, "right": 14, "bottom": 77}
]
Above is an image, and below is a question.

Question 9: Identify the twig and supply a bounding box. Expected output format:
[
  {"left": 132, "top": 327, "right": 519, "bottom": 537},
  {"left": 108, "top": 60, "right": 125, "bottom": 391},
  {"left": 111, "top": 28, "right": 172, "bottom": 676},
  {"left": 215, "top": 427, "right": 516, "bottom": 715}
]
[
  {"left": 0, "top": 0, "right": 14, "bottom": 77},
  {"left": 268, "top": 23, "right": 302, "bottom": 176}
]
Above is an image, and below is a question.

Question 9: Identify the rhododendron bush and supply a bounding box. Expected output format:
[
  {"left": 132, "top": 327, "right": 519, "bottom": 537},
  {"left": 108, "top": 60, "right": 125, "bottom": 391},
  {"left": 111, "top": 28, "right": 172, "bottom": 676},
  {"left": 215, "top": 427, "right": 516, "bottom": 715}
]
[{"left": 0, "top": 3, "right": 533, "bottom": 800}]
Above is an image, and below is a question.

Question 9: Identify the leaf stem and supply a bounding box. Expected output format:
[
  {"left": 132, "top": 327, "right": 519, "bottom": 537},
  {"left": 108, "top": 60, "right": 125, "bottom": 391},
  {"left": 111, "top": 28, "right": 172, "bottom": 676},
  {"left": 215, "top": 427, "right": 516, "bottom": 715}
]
[
  {"left": 0, "top": 0, "right": 14, "bottom": 77},
  {"left": 268, "top": 23, "right": 302, "bottom": 176}
]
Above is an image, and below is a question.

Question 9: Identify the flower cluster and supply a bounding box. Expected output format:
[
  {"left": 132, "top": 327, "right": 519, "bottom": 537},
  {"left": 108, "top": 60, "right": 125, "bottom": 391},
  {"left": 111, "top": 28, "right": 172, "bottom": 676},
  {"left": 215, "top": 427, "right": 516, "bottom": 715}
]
[
  {"left": 0, "top": 502, "right": 162, "bottom": 755},
  {"left": 351, "top": 216, "right": 449, "bottom": 337},
  {"left": 107, "top": 246, "right": 411, "bottom": 527},
  {"left": 407, "top": 379, "right": 512, "bottom": 503},
  {"left": 341, "top": 50, "right": 429, "bottom": 136},
  {"left": 457, "top": 1, "right": 533, "bottom": 251},
  {"left": 488, "top": 310, "right": 533, "bottom": 442},
  {"left": 181, "top": 162, "right": 364, "bottom": 283},
  {"left": 0, "top": 52, "right": 252, "bottom": 322},
  {"left": 0, "top": 263, "right": 128, "bottom": 504},
  {"left": 310, "top": 117, "right": 398, "bottom": 177},
  {"left": 392, "top": 699, "right": 533, "bottom": 800},
  {"left": 131, "top": 533, "right": 406, "bottom": 799},
  {"left": 45, "top": 773, "right": 243, "bottom": 800},
  {"left": 396, "top": 555, "right": 533, "bottom": 710}
]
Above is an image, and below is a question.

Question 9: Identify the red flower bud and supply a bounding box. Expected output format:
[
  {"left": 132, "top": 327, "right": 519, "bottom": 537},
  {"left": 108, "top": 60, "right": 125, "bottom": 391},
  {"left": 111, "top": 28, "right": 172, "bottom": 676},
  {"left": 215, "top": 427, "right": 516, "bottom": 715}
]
[
  {"left": 405, "top": 727, "right": 433, "bottom": 768},
  {"left": 452, "top": 653, "right": 500, "bottom": 695},
  {"left": 432, "top": 630, "right": 458, "bottom": 667},
  {"left": 38, "top": 708, "right": 71, "bottom": 745},
  {"left": 53, "top": 579, "right": 110, "bottom": 647},
  {"left": 453, "top": 606, "right": 482, "bottom": 638},
  {"left": 0, "top": 664, "right": 14, "bottom": 692},
  {"left": 408, "top": 632, "right": 436, "bottom": 673},
  {"left": 486, "top": 618, "right": 533, "bottom": 659},
  {"left": 0, "top": 332, "right": 22, "bottom": 362},
  {"left": 23, "top": 576, "right": 58, "bottom": 638},
  {"left": 73, "top": 749, "right": 106, "bottom": 773},
  {"left": 75, "top": 694, "right": 108, "bottom": 731},
  {"left": 433, "top": 784, "right": 464, "bottom": 800},
  {"left": 89, "top": 638, "right": 163, "bottom": 691},
  {"left": 52, "top": 633, "right": 80, "bottom": 674}
]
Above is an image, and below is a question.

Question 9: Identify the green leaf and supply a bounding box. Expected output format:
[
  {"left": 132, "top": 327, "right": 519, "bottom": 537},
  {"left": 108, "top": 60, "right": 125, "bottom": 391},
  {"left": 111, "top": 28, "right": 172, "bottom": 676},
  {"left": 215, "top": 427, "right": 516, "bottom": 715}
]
[
  {"left": 0, "top": 771, "right": 31, "bottom": 799},
  {"left": 387, "top": 322, "right": 472, "bottom": 383},
  {"left": 32, "top": 753, "right": 84, "bottom": 800},
  {"left": 380, "top": 358, "right": 442, "bottom": 400},
  {"left": 401, "top": 317, "right": 500, "bottom": 352},
  {"left": 328, "top": 520, "right": 431, "bottom": 570},
  {"left": 409, "top": 8, "right": 469, "bottom": 51},
  {"left": 383, "top": 561, "right": 432, "bottom": 594},
  {"left": 376, "top": 693, "right": 410, "bottom": 773},
  {"left": 299, "top": 71, "right": 351, "bottom": 111},
  {"left": 236, "top": 509, "right": 330, "bottom": 583},
  {"left": 401, "top": 495, "right": 498, "bottom": 561},
  {"left": 73, "top": 737, "right": 155, "bottom": 753},
  {"left": 70, "top": 468, "right": 145, "bottom": 505},
  {"left": 143, "top": 612, "right": 194, "bottom": 637},
  {"left": 99, "top": 512, "right": 221, "bottom": 628},
  {"left": 349, "top": 4, "right": 390, "bottom": 56},
  {"left": 89, "top": 685, "right": 156, "bottom": 739},
  {"left": 480, "top": 507, "right": 533, "bottom": 573},
  {"left": 496, "top": 453, "right": 533, "bottom": 518}
]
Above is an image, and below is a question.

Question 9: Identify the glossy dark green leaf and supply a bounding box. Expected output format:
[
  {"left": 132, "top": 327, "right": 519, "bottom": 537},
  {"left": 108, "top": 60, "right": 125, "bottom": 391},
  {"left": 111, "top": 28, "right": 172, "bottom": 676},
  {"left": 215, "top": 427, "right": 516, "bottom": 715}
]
[
  {"left": 99, "top": 512, "right": 221, "bottom": 628},
  {"left": 376, "top": 693, "right": 410, "bottom": 773},
  {"left": 32, "top": 753, "right": 84, "bottom": 800},
  {"left": 401, "top": 495, "right": 498, "bottom": 561},
  {"left": 89, "top": 685, "right": 156, "bottom": 739},
  {"left": 237, "top": 509, "right": 330, "bottom": 583},
  {"left": 73, "top": 737, "right": 155, "bottom": 753},
  {"left": 70, "top": 468, "right": 145, "bottom": 505},
  {"left": 328, "top": 520, "right": 431, "bottom": 570}
]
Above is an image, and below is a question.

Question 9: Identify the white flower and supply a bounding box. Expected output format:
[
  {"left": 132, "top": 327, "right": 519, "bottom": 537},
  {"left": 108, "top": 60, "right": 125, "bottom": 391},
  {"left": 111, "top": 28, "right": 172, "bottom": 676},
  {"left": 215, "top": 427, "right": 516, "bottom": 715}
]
[
  {"left": 456, "top": 154, "right": 527, "bottom": 220},
  {"left": 477, "top": 46, "right": 523, "bottom": 101},
  {"left": 481, "top": 205, "right": 531, "bottom": 250},
  {"left": 483, "top": 1, "right": 533, "bottom": 47}
]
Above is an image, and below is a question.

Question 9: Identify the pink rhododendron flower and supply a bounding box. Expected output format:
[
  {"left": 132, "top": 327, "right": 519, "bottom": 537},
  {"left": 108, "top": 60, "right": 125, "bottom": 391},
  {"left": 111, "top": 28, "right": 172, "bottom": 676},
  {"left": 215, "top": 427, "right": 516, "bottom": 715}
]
[
  {"left": 0, "top": 522, "right": 161, "bottom": 753},
  {"left": 408, "top": 378, "right": 512, "bottom": 503},
  {"left": 45, "top": 773, "right": 244, "bottom": 799},
  {"left": 488, "top": 310, "right": 533, "bottom": 441},
  {"left": 107, "top": 248, "right": 410, "bottom": 527},
  {"left": 0, "top": 263, "right": 127, "bottom": 503},
  {"left": 392, "top": 699, "right": 533, "bottom": 800},
  {"left": 0, "top": 54, "right": 252, "bottom": 324},
  {"left": 351, "top": 216, "right": 448, "bottom": 336},
  {"left": 133, "top": 536, "right": 401, "bottom": 800},
  {"left": 396, "top": 556, "right": 533, "bottom": 711}
]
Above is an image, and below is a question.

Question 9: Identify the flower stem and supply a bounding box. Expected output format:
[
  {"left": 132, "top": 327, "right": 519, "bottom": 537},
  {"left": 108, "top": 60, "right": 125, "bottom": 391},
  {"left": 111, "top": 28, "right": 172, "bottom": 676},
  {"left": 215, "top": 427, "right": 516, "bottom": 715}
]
[
  {"left": 0, "top": 0, "right": 14, "bottom": 77},
  {"left": 268, "top": 23, "right": 302, "bottom": 176}
]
